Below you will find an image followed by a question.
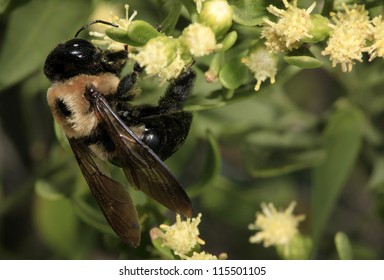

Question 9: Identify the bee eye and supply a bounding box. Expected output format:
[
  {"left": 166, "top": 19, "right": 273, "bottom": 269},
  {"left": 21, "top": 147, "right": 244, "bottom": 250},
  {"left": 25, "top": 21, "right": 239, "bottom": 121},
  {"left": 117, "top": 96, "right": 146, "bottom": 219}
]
[{"left": 55, "top": 99, "right": 72, "bottom": 117}]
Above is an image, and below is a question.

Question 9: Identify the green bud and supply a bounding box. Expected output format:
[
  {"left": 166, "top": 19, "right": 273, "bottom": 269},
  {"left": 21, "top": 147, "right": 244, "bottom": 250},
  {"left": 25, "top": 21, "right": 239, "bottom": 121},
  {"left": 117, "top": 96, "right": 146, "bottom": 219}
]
[
  {"left": 276, "top": 234, "right": 312, "bottom": 260},
  {"left": 302, "top": 14, "right": 330, "bottom": 44},
  {"left": 106, "top": 20, "right": 160, "bottom": 47},
  {"left": 199, "top": 0, "right": 233, "bottom": 38},
  {"left": 219, "top": 31, "right": 237, "bottom": 52}
]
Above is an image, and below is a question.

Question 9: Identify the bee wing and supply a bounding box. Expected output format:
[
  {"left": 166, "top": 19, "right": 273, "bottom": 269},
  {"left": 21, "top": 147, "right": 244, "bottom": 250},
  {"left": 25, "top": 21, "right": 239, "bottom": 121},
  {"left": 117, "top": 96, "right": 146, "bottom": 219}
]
[
  {"left": 68, "top": 137, "right": 141, "bottom": 247},
  {"left": 94, "top": 96, "right": 192, "bottom": 217}
]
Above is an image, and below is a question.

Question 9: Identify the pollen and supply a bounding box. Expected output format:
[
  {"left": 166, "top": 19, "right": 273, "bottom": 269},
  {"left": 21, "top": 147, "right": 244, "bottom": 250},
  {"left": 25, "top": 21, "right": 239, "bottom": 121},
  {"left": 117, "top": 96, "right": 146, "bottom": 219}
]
[
  {"left": 129, "top": 37, "right": 172, "bottom": 76},
  {"left": 248, "top": 201, "right": 305, "bottom": 249},
  {"left": 262, "top": 0, "right": 316, "bottom": 52},
  {"left": 321, "top": 3, "right": 371, "bottom": 72},
  {"left": 179, "top": 251, "right": 219, "bottom": 260},
  {"left": 181, "top": 23, "right": 222, "bottom": 57},
  {"left": 129, "top": 36, "right": 190, "bottom": 82},
  {"left": 242, "top": 47, "right": 278, "bottom": 91},
  {"left": 158, "top": 213, "right": 205, "bottom": 256},
  {"left": 367, "top": 16, "right": 384, "bottom": 61}
]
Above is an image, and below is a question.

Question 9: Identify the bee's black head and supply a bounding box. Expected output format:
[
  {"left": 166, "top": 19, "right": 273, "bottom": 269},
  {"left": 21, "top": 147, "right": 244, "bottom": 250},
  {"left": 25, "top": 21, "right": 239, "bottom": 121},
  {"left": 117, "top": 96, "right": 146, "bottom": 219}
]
[{"left": 44, "top": 38, "right": 106, "bottom": 82}]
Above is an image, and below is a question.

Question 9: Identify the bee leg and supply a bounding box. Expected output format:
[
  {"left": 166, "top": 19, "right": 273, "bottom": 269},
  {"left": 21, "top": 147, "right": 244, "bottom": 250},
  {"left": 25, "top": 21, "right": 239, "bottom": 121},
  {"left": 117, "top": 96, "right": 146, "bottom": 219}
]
[
  {"left": 135, "top": 69, "right": 195, "bottom": 160},
  {"left": 158, "top": 68, "right": 196, "bottom": 111},
  {"left": 113, "top": 63, "right": 144, "bottom": 101}
]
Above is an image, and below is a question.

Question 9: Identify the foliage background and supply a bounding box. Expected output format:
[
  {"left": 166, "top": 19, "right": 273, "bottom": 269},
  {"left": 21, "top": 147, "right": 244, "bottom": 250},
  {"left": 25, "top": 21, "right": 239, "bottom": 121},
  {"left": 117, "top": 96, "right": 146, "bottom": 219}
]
[{"left": 0, "top": 0, "right": 384, "bottom": 259}]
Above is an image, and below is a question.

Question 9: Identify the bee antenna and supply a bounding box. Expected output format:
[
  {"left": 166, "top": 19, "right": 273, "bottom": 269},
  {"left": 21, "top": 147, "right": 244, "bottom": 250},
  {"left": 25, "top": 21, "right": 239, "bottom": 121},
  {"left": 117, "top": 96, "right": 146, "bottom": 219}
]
[{"left": 75, "top": 20, "right": 119, "bottom": 38}]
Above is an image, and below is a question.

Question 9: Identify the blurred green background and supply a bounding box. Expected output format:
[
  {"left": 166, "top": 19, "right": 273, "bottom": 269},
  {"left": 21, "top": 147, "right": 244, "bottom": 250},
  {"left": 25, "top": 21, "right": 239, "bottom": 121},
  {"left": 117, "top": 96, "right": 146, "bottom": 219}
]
[{"left": 1, "top": 0, "right": 384, "bottom": 259}]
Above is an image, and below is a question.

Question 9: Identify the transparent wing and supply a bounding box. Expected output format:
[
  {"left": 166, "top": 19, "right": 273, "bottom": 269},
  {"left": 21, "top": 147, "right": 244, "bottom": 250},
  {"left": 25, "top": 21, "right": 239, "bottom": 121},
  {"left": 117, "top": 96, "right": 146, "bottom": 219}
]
[
  {"left": 94, "top": 95, "right": 192, "bottom": 217},
  {"left": 68, "top": 137, "right": 141, "bottom": 247}
]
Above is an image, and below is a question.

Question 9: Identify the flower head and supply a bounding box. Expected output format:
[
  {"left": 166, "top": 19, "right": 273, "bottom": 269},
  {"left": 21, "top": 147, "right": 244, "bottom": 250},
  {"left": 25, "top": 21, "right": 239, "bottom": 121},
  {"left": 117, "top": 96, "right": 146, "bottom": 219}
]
[
  {"left": 367, "top": 16, "right": 384, "bottom": 61},
  {"left": 157, "top": 213, "right": 205, "bottom": 256},
  {"left": 249, "top": 201, "right": 305, "bottom": 250},
  {"left": 90, "top": 4, "right": 137, "bottom": 51},
  {"left": 129, "top": 36, "right": 190, "bottom": 82},
  {"left": 262, "top": 0, "right": 316, "bottom": 52},
  {"left": 199, "top": 0, "right": 233, "bottom": 37},
  {"left": 179, "top": 251, "right": 224, "bottom": 260},
  {"left": 242, "top": 47, "right": 278, "bottom": 91},
  {"left": 321, "top": 3, "right": 371, "bottom": 72},
  {"left": 181, "top": 23, "right": 222, "bottom": 57}
]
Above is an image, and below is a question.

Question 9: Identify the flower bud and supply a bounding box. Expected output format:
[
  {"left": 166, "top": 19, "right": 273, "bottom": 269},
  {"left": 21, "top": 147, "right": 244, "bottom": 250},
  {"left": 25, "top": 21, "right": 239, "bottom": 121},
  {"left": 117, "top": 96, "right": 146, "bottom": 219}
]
[
  {"left": 302, "top": 14, "right": 330, "bottom": 44},
  {"left": 181, "top": 23, "right": 222, "bottom": 57},
  {"left": 106, "top": 20, "right": 160, "bottom": 47},
  {"left": 198, "top": 0, "right": 233, "bottom": 38}
]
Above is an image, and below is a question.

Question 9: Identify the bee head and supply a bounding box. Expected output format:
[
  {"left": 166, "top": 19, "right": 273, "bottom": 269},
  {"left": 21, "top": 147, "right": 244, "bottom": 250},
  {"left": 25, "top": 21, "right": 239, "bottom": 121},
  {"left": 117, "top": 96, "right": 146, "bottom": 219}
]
[{"left": 44, "top": 38, "right": 106, "bottom": 82}]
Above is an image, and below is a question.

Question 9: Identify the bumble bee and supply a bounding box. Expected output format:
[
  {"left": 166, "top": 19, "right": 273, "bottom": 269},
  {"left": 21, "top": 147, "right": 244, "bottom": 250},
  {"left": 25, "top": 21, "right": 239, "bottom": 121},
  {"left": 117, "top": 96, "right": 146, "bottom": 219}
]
[{"left": 43, "top": 21, "right": 195, "bottom": 247}]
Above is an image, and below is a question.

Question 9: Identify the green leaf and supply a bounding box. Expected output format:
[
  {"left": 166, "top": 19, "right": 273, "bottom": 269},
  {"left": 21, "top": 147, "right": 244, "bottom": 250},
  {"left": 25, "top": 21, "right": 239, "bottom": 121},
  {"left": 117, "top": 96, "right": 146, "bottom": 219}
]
[
  {"left": 35, "top": 180, "right": 65, "bottom": 201},
  {"left": 228, "top": 0, "right": 275, "bottom": 26},
  {"left": 284, "top": 55, "right": 323, "bottom": 69},
  {"left": 33, "top": 195, "right": 79, "bottom": 257},
  {"left": 72, "top": 197, "right": 115, "bottom": 236},
  {"left": 150, "top": 229, "right": 175, "bottom": 259},
  {"left": 188, "top": 130, "right": 221, "bottom": 196},
  {"left": 245, "top": 145, "right": 325, "bottom": 177},
  {"left": 367, "top": 155, "right": 384, "bottom": 193},
  {"left": 106, "top": 20, "right": 160, "bottom": 47},
  {"left": 160, "top": 0, "right": 182, "bottom": 35},
  {"left": 0, "top": 0, "right": 92, "bottom": 90},
  {"left": 219, "top": 31, "right": 238, "bottom": 52},
  {"left": 0, "top": 0, "right": 11, "bottom": 14},
  {"left": 219, "top": 56, "right": 247, "bottom": 89},
  {"left": 335, "top": 231, "right": 353, "bottom": 260},
  {"left": 276, "top": 234, "right": 313, "bottom": 260},
  {"left": 311, "top": 101, "right": 363, "bottom": 249}
]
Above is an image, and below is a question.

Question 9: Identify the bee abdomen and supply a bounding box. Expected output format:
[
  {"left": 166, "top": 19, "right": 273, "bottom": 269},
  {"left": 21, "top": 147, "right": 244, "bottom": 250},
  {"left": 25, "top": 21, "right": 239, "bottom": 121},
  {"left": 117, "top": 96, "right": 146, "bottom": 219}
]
[{"left": 141, "top": 112, "right": 192, "bottom": 160}]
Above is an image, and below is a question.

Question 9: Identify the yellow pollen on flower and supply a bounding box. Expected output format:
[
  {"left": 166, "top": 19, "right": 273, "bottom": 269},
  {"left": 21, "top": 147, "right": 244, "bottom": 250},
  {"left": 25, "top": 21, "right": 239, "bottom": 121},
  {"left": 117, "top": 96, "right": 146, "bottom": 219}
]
[
  {"left": 179, "top": 251, "right": 219, "bottom": 260},
  {"left": 262, "top": 0, "right": 316, "bottom": 52},
  {"left": 248, "top": 201, "right": 305, "bottom": 249},
  {"left": 321, "top": 3, "right": 370, "bottom": 72},
  {"left": 242, "top": 47, "right": 277, "bottom": 91},
  {"left": 129, "top": 39, "right": 171, "bottom": 76},
  {"left": 182, "top": 23, "right": 222, "bottom": 57},
  {"left": 158, "top": 213, "right": 205, "bottom": 256},
  {"left": 367, "top": 16, "right": 384, "bottom": 61},
  {"left": 128, "top": 36, "right": 190, "bottom": 82}
]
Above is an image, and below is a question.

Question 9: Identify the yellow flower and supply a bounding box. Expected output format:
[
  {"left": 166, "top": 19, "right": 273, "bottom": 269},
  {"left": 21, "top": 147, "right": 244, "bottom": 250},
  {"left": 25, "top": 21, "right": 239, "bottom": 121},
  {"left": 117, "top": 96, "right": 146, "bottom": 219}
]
[
  {"left": 179, "top": 251, "right": 218, "bottom": 260},
  {"left": 321, "top": 3, "right": 370, "bottom": 72},
  {"left": 262, "top": 0, "right": 316, "bottom": 52},
  {"left": 249, "top": 201, "right": 305, "bottom": 250},
  {"left": 129, "top": 36, "right": 190, "bottom": 82},
  {"left": 158, "top": 213, "right": 205, "bottom": 256},
  {"left": 181, "top": 23, "right": 222, "bottom": 57},
  {"left": 367, "top": 16, "right": 384, "bottom": 61},
  {"left": 242, "top": 47, "right": 278, "bottom": 91},
  {"left": 199, "top": 0, "right": 233, "bottom": 37}
]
